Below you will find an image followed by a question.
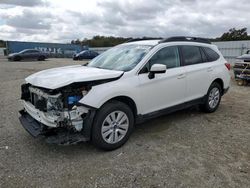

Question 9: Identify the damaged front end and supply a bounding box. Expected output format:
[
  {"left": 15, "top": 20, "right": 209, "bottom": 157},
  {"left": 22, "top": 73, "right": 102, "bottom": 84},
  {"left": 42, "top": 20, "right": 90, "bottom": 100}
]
[{"left": 19, "top": 83, "right": 96, "bottom": 145}]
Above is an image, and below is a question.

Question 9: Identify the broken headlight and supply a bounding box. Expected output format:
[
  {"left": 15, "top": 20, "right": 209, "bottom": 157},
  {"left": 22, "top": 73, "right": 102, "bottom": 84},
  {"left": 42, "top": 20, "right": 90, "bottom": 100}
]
[
  {"left": 67, "top": 89, "right": 88, "bottom": 105},
  {"left": 67, "top": 96, "right": 82, "bottom": 105}
]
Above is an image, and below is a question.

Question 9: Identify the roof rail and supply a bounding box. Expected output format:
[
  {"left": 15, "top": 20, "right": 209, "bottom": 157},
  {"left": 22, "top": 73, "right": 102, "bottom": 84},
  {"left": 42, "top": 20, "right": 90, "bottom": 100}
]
[
  {"left": 159, "top": 36, "right": 211, "bottom": 44},
  {"left": 126, "top": 37, "right": 163, "bottom": 43}
]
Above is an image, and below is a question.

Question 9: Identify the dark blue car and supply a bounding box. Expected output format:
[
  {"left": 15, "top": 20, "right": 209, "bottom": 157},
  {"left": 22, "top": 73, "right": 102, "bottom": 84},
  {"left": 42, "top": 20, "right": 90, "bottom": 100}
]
[
  {"left": 73, "top": 50, "right": 99, "bottom": 60},
  {"left": 8, "top": 49, "right": 49, "bottom": 61}
]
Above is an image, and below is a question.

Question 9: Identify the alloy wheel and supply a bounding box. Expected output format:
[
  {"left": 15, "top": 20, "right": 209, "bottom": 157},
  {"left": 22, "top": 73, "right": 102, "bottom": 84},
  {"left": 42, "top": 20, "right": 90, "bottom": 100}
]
[
  {"left": 101, "top": 111, "right": 129, "bottom": 144},
  {"left": 208, "top": 87, "right": 220, "bottom": 109}
]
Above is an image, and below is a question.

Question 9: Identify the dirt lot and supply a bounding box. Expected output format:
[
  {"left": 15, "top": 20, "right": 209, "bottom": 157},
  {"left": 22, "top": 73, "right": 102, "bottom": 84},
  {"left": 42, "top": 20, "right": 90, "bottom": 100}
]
[{"left": 0, "top": 58, "right": 249, "bottom": 188}]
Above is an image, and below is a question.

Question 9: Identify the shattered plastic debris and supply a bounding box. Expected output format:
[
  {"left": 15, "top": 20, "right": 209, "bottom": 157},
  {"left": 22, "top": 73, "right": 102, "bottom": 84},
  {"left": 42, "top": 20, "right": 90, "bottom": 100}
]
[{"left": 0, "top": 146, "right": 9, "bottom": 149}]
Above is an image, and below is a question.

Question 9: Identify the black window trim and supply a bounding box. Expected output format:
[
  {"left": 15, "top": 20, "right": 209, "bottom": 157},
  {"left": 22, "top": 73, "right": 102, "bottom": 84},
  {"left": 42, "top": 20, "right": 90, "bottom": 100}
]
[
  {"left": 178, "top": 46, "right": 185, "bottom": 67},
  {"left": 199, "top": 47, "right": 208, "bottom": 63}
]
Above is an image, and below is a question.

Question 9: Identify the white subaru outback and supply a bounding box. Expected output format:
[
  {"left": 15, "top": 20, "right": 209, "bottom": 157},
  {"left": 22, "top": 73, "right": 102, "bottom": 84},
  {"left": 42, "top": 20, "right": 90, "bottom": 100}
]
[{"left": 19, "top": 37, "right": 230, "bottom": 150}]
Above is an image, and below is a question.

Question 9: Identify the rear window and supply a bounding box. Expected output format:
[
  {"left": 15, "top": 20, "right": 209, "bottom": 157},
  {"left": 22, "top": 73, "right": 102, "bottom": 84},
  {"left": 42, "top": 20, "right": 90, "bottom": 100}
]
[
  {"left": 181, "top": 46, "right": 203, "bottom": 65},
  {"left": 202, "top": 47, "right": 220, "bottom": 62}
]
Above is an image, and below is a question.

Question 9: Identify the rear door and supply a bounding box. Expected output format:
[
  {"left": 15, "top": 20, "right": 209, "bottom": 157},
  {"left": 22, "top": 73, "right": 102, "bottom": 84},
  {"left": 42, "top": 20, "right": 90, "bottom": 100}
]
[
  {"left": 31, "top": 50, "right": 40, "bottom": 59},
  {"left": 28, "top": 50, "right": 40, "bottom": 59},
  {"left": 180, "top": 45, "right": 212, "bottom": 101}
]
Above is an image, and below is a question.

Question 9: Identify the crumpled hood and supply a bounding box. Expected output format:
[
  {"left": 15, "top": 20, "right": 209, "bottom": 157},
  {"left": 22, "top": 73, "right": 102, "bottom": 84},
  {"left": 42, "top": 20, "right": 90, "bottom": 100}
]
[{"left": 25, "top": 65, "right": 123, "bottom": 89}]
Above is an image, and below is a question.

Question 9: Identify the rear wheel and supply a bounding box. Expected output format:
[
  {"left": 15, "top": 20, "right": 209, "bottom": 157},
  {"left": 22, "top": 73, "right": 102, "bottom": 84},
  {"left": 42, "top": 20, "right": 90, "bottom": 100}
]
[
  {"left": 92, "top": 101, "right": 134, "bottom": 150},
  {"left": 200, "top": 82, "right": 222, "bottom": 113}
]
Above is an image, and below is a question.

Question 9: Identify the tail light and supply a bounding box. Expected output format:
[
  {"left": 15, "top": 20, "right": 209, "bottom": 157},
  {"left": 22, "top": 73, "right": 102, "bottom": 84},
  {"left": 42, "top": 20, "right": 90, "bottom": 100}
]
[{"left": 225, "top": 62, "right": 231, "bottom": 71}]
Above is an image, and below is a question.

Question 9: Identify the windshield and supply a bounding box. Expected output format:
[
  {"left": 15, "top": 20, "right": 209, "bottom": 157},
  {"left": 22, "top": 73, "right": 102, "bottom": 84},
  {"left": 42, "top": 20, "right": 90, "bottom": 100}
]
[
  {"left": 79, "top": 50, "right": 87, "bottom": 54},
  {"left": 87, "top": 44, "right": 152, "bottom": 71},
  {"left": 19, "top": 49, "right": 29, "bottom": 53}
]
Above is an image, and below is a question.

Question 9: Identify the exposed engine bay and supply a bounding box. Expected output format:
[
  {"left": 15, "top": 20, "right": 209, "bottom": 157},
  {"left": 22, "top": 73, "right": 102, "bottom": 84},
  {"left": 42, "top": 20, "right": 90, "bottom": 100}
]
[{"left": 20, "top": 83, "right": 95, "bottom": 144}]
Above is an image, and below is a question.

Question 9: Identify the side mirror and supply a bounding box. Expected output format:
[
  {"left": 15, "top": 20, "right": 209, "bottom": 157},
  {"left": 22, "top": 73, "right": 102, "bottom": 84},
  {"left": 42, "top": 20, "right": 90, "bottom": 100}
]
[{"left": 148, "top": 64, "right": 167, "bottom": 79}]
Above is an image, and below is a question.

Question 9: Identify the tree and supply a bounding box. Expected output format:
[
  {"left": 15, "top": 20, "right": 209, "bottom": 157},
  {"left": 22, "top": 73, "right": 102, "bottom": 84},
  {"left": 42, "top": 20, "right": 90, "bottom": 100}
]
[{"left": 220, "top": 28, "right": 250, "bottom": 41}]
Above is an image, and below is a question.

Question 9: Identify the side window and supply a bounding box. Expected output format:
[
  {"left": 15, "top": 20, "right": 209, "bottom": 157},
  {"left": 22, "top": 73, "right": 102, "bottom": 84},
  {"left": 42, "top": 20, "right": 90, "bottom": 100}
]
[
  {"left": 203, "top": 47, "right": 220, "bottom": 62},
  {"left": 24, "top": 50, "right": 38, "bottom": 53},
  {"left": 181, "top": 46, "right": 203, "bottom": 65},
  {"left": 31, "top": 50, "right": 39, "bottom": 53},
  {"left": 149, "top": 46, "right": 180, "bottom": 69}
]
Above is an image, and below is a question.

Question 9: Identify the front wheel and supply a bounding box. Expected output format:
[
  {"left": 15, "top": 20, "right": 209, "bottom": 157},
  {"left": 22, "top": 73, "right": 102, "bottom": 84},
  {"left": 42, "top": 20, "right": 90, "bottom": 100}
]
[
  {"left": 38, "top": 56, "right": 45, "bottom": 61},
  {"left": 200, "top": 82, "right": 222, "bottom": 113},
  {"left": 91, "top": 101, "right": 134, "bottom": 150},
  {"left": 13, "top": 56, "right": 21, "bottom": 61}
]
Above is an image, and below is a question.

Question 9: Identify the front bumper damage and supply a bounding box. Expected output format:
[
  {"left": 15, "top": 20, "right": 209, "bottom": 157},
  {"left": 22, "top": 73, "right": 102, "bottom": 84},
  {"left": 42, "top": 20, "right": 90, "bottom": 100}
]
[{"left": 19, "top": 101, "right": 96, "bottom": 145}]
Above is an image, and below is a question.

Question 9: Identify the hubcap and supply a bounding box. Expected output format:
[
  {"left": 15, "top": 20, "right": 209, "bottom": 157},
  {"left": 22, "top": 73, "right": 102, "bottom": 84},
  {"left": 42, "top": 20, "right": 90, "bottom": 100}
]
[
  {"left": 101, "top": 111, "right": 129, "bottom": 144},
  {"left": 208, "top": 87, "right": 220, "bottom": 109}
]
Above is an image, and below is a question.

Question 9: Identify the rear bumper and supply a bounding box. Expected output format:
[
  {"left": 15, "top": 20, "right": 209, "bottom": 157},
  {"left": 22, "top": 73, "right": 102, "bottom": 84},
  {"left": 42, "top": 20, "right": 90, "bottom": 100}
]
[{"left": 19, "top": 110, "right": 93, "bottom": 144}]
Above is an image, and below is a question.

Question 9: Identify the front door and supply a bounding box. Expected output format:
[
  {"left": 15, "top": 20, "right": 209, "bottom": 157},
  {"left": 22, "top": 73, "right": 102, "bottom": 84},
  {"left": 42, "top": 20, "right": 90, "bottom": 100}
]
[{"left": 138, "top": 46, "right": 187, "bottom": 115}]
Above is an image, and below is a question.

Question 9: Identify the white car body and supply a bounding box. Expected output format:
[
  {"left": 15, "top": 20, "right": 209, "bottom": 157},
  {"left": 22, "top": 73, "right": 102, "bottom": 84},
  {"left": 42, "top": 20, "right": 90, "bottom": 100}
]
[{"left": 19, "top": 37, "right": 230, "bottom": 146}]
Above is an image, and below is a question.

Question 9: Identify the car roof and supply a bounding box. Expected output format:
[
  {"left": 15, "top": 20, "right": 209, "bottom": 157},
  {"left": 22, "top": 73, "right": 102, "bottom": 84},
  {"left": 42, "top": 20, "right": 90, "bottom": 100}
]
[
  {"left": 122, "top": 40, "right": 215, "bottom": 48},
  {"left": 21, "top": 49, "right": 39, "bottom": 51},
  {"left": 123, "top": 37, "right": 213, "bottom": 47}
]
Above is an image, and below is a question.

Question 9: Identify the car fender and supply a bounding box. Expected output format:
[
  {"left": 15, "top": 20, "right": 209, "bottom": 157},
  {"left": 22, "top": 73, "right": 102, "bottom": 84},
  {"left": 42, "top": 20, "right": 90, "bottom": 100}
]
[
  {"left": 209, "top": 61, "right": 230, "bottom": 90},
  {"left": 78, "top": 76, "right": 142, "bottom": 113}
]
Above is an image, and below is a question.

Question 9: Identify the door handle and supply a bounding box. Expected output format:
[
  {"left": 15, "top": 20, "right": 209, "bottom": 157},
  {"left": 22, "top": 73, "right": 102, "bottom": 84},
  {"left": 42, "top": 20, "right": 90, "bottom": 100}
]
[
  {"left": 177, "top": 74, "right": 186, "bottom": 79},
  {"left": 207, "top": 67, "right": 213, "bottom": 72}
]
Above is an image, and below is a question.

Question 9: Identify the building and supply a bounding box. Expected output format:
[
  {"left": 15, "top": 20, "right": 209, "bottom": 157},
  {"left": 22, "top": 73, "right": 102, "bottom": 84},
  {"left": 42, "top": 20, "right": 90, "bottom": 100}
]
[
  {"left": 213, "top": 40, "right": 250, "bottom": 63},
  {"left": 5, "top": 41, "right": 87, "bottom": 58}
]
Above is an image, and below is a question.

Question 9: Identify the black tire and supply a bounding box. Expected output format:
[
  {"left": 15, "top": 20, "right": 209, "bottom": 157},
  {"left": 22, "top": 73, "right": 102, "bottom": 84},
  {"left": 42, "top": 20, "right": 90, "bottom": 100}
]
[
  {"left": 200, "top": 82, "right": 222, "bottom": 113},
  {"left": 92, "top": 100, "right": 134, "bottom": 150},
  {"left": 13, "top": 56, "right": 21, "bottom": 61},
  {"left": 38, "top": 56, "right": 45, "bottom": 61}
]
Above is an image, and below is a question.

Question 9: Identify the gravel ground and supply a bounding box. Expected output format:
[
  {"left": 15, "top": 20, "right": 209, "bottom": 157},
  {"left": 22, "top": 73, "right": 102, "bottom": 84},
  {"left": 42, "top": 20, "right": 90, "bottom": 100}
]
[{"left": 0, "top": 58, "right": 249, "bottom": 188}]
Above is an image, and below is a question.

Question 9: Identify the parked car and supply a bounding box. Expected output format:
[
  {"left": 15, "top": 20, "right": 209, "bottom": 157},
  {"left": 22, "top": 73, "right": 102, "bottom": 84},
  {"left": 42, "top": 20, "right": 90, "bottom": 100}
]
[
  {"left": 8, "top": 49, "right": 48, "bottom": 61},
  {"left": 19, "top": 36, "right": 230, "bottom": 150},
  {"left": 73, "top": 50, "right": 99, "bottom": 60}
]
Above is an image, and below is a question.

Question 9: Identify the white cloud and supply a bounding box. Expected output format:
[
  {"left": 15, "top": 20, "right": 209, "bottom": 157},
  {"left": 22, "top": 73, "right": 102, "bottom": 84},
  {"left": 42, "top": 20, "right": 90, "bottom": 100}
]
[
  {"left": 0, "top": 0, "right": 250, "bottom": 42},
  {"left": 0, "top": 0, "right": 46, "bottom": 7}
]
